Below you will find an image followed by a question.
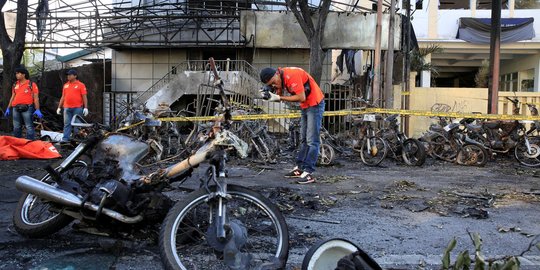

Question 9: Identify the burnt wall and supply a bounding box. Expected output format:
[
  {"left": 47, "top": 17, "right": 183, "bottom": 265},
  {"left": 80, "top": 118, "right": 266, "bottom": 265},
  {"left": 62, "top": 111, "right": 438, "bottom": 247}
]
[{"left": 38, "top": 61, "right": 111, "bottom": 124}]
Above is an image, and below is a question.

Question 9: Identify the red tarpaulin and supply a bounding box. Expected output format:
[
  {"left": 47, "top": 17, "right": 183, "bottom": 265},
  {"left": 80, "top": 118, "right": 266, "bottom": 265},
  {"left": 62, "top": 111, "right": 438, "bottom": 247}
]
[{"left": 0, "top": 136, "right": 61, "bottom": 160}]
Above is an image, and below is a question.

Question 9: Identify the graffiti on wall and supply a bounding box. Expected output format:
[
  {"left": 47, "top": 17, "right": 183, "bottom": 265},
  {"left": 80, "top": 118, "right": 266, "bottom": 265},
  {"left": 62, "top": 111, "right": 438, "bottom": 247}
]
[{"left": 431, "top": 101, "right": 469, "bottom": 113}]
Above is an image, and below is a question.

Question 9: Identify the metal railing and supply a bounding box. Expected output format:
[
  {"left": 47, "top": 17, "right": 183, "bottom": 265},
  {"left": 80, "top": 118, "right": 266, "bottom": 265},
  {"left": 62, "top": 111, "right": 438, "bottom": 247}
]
[
  {"left": 132, "top": 59, "right": 261, "bottom": 107},
  {"left": 110, "top": 59, "right": 262, "bottom": 128},
  {"left": 103, "top": 91, "right": 138, "bottom": 126}
]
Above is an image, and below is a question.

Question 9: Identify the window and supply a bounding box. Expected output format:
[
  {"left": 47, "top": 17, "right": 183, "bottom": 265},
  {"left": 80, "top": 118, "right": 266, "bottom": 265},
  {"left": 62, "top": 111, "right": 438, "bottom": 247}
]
[
  {"left": 521, "top": 79, "right": 534, "bottom": 92},
  {"left": 439, "top": 0, "right": 470, "bottom": 9},
  {"left": 519, "top": 69, "right": 535, "bottom": 92},
  {"left": 477, "top": 0, "right": 509, "bottom": 9},
  {"left": 500, "top": 72, "right": 518, "bottom": 91}
]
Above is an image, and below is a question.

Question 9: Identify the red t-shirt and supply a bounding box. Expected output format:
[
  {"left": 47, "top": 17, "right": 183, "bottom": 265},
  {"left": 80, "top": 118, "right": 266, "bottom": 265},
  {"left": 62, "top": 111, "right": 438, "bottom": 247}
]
[
  {"left": 279, "top": 67, "right": 324, "bottom": 109},
  {"left": 62, "top": 80, "right": 87, "bottom": 108},
  {"left": 11, "top": 80, "right": 39, "bottom": 106}
]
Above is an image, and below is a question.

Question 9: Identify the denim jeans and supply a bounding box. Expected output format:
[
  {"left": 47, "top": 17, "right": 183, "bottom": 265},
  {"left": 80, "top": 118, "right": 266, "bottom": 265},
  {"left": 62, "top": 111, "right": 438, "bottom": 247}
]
[
  {"left": 63, "top": 107, "right": 83, "bottom": 142},
  {"left": 296, "top": 100, "right": 325, "bottom": 173},
  {"left": 12, "top": 105, "right": 36, "bottom": 140}
]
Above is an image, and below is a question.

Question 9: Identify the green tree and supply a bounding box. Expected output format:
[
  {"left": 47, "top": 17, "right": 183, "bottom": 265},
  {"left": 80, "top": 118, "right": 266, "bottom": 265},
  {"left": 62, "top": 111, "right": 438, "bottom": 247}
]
[
  {"left": 475, "top": 59, "right": 490, "bottom": 88},
  {"left": 410, "top": 44, "right": 443, "bottom": 76}
]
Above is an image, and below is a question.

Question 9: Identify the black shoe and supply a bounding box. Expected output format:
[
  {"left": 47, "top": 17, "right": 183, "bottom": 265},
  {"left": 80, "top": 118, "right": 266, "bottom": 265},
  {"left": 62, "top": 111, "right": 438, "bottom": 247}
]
[
  {"left": 284, "top": 167, "right": 303, "bottom": 178},
  {"left": 297, "top": 172, "right": 316, "bottom": 184}
]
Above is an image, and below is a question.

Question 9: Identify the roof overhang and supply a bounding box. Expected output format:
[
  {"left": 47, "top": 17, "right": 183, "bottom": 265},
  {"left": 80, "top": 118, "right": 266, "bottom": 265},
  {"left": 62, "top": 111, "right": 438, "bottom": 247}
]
[{"left": 419, "top": 40, "right": 540, "bottom": 77}]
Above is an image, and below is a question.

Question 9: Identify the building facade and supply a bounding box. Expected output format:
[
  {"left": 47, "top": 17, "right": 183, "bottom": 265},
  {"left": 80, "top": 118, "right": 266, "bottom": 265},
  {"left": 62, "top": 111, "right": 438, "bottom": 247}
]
[{"left": 411, "top": 0, "right": 540, "bottom": 91}]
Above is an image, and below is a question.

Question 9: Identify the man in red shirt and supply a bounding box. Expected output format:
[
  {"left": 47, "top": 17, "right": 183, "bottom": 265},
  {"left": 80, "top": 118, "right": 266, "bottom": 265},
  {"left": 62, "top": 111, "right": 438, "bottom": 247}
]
[
  {"left": 4, "top": 67, "right": 43, "bottom": 140},
  {"left": 56, "top": 69, "right": 89, "bottom": 142},
  {"left": 260, "top": 67, "right": 325, "bottom": 184}
]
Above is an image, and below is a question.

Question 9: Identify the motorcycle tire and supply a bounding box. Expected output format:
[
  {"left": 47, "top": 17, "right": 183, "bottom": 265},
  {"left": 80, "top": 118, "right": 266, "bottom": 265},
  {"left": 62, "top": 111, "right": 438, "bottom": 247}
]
[
  {"left": 13, "top": 161, "right": 88, "bottom": 238},
  {"left": 456, "top": 144, "right": 488, "bottom": 167},
  {"left": 401, "top": 138, "right": 427, "bottom": 166},
  {"left": 160, "top": 184, "right": 289, "bottom": 270},
  {"left": 430, "top": 134, "right": 457, "bottom": 162},
  {"left": 318, "top": 143, "right": 335, "bottom": 165},
  {"left": 359, "top": 137, "right": 387, "bottom": 166},
  {"left": 514, "top": 140, "right": 540, "bottom": 167}
]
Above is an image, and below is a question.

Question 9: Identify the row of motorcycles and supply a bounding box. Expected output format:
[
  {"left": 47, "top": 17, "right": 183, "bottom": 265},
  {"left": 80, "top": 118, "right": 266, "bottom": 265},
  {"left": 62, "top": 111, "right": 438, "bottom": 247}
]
[
  {"left": 299, "top": 98, "right": 539, "bottom": 169},
  {"left": 420, "top": 120, "right": 540, "bottom": 167},
  {"left": 12, "top": 59, "right": 290, "bottom": 270},
  {"left": 307, "top": 113, "right": 427, "bottom": 167},
  {"left": 420, "top": 101, "right": 540, "bottom": 167}
]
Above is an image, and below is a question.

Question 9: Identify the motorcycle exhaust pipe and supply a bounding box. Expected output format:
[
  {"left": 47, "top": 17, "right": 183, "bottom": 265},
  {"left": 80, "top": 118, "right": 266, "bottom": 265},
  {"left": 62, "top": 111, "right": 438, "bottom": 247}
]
[
  {"left": 15, "top": 176, "right": 142, "bottom": 224},
  {"left": 16, "top": 175, "right": 82, "bottom": 208}
]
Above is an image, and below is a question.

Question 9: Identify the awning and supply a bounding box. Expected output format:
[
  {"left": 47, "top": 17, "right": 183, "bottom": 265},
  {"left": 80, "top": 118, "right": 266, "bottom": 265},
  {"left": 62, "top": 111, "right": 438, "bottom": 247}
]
[
  {"left": 456, "top": 17, "right": 535, "bottom": 44},
  {"left": 401, "top": 14, "right": 419, "bottom": 52}
]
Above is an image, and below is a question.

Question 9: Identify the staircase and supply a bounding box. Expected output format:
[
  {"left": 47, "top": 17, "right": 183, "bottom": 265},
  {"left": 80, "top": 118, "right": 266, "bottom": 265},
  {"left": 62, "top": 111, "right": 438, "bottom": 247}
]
[
  {"left": 143, "top": 61, "right": 263, "bottom": 111},
  {"left": 110, "top": 60, "right": 290, "bottom": 128}
]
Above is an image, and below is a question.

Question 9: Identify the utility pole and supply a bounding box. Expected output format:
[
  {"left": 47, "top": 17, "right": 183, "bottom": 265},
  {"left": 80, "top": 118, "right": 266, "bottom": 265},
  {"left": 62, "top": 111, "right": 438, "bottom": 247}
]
[
  {"left": 488, "top": 0, "right": 501, "bottom": 114},
  {"left": 372, "top": 0, "right": 383, "bottom": 106},
  {"left": 384, "top": 0, "right": 396, "bottom": 109},
  {"left": 401, "top": 0, "right": 411, "bottom": 135}
]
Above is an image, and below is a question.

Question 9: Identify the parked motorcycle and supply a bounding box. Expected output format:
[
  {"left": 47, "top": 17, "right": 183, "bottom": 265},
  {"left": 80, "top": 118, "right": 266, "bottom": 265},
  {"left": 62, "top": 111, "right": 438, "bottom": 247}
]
[
  {"left": 463, "top": 100, "right": 540, "bottom": 167},
  {"left": 13, "top": 58, "right": 290, "bottom": 270},
  {"left": 466, "top": 118, "right": 540, "bottom": 167},
  {"left": 423, "top": 120, "right": 488, "bottom": 166},
  {"left": 377, "top": 114, "right": 426, "bottom": 166},
  {"left": 352, "top": 113, "right": 388, "bottom": 166}
]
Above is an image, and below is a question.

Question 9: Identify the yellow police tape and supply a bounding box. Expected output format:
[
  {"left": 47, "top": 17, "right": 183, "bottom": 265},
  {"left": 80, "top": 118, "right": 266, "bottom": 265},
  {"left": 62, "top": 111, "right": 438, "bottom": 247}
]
[{"left": 115, "top": 108, "right": 540, "bottom": 132}]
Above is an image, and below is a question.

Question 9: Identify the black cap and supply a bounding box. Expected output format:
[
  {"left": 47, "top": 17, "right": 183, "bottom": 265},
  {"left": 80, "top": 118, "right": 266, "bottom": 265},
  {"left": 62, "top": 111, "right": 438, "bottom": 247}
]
[
  {"left": 259, "top": 67, "right": 276, "bottom": 84},
  {"left": 15, "top": 66, "right": 29, "bottom": 79},
  {"left": 66, "top": 69, "right": 77, "bottom": 75}
]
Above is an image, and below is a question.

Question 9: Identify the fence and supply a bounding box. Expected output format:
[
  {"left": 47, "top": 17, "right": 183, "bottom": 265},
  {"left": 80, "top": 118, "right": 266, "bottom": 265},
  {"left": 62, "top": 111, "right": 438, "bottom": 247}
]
[{"left": 499, "top": 92, "right": 540, "bottom": 115}]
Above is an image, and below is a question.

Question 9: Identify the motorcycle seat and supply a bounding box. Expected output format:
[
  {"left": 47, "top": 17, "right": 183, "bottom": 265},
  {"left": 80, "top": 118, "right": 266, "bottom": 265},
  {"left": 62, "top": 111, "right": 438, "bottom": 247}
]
[
  {"left": 466, "top": 124, "right": 483, "bottom": 133},
  {"left": 483, "top": 121, "right": 501, "bottom": 129},
  {"left": 430, "top": 125, "right": 445, "bottom": 132}
]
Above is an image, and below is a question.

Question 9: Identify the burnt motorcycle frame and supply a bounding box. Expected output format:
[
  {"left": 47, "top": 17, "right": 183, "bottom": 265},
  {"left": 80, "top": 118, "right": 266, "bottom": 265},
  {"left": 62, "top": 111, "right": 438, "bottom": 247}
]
[
  {"left": 13, "top": 58, "right": 290, "bottom": 270},
  {"left": 351, "top": 114, "right": 388, "bottom": 166},
  {"left": 463, "top": 103, "right": 540, "bottom": 167},
  {"left": 377, "top": 114, "right": 426, "bottom": 166},
  {"left": 428, "top": 122, "right": 489, "bottom": 166},
  {"left": 475, "top": 120, "right": 540, "bottom": 167}
]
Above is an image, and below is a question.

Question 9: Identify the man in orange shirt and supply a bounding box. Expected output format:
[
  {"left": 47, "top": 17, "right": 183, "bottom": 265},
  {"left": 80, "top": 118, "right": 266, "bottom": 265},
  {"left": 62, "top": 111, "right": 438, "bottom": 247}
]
[
  {"left": 56, "top": 69, "right": 89, "bottom": 142},
  {"left": 260, "top": 67, "right": 325, "bottom": 184},
  {"left": 4, "top": 67, "right": 43, "bottom": 140}
]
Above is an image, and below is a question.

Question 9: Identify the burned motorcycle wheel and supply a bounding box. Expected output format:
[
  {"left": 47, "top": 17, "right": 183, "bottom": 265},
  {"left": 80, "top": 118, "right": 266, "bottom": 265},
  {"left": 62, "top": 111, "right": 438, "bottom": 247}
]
[
  {"left": 160, "top": 185, "right": 289, "bottom": 270},
  {"left": 514, "top": 140, "right": 540, "bottom": 167},
  {"left": 317, "top": 143, "right": 335, "bottom": 166},
  {"left": 13, "top": 161, "right": 88, "bottom": 238},
  {"left": 359, "top": 137, "right": 387, "bottom": 166},
  {"left": 401, "top": 138, "right": 426, "bottom": 166},
  {"left": 430, "top": 134, "right": 457, "bottom": 162},
  {"left": 456, "top": 144, "right": 488, "bottom": 167}
]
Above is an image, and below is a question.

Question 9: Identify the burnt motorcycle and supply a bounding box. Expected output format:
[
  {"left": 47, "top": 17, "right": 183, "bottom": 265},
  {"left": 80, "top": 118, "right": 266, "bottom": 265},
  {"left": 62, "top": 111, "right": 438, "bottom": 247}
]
[
  {"left": 377, "top": 114, "right": 426, "bottom": 166},
  {"left": 13, "top": 58, "right": 289, "bottom": 270},
  {"left": 464, "top": 101, "right": 540, "bottom": 167},
  {"left": 13, "top": 114, "right": 170, "bottom": 236}
]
